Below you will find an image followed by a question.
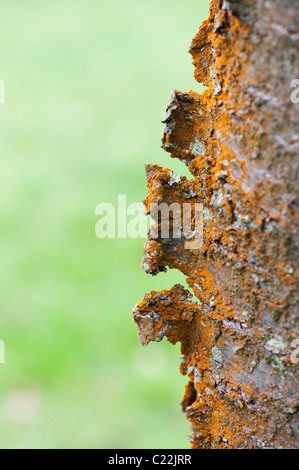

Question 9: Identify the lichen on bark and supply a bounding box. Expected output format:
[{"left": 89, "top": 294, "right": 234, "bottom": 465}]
[{"left": 132, "top": 0, "right": 299, "bottom": 449}]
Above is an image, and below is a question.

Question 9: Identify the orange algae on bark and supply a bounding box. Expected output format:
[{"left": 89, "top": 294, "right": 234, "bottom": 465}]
[{"left": 132, "top": 0, "right": 299, "bottom": 448}]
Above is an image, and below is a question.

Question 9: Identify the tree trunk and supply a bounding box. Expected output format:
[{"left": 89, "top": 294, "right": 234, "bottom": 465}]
[{"left": 132, "top": 0, "right": 299, "bottom": 449}]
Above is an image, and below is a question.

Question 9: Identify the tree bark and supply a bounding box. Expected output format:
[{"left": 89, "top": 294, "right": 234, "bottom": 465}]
[{"left": 132, "top": 0, "right": 299, "bottom": 449}]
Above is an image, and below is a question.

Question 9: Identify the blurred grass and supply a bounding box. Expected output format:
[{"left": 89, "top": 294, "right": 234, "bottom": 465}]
[{"left": 0, "top": 0, "right": 209, "bottom": 448}]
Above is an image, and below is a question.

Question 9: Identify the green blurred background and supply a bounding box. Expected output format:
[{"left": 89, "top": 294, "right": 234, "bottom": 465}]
[{"left": 0, "top": 0, "right": 209, "bottom": 448}]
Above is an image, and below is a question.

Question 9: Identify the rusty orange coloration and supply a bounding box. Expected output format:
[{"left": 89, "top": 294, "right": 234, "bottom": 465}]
[{"left": 133, "top": 0, "right": 299, "bottom": 448}]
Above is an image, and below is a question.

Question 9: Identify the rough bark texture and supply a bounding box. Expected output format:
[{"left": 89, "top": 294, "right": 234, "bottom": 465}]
[{"left": 132, "top": 0, "right": 299, "bottom": 448}]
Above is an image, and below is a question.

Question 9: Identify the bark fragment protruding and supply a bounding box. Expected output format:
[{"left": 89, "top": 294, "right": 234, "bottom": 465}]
[{"left": 133, "top": 0, "right": 299, "bottom": 448}]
